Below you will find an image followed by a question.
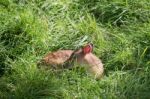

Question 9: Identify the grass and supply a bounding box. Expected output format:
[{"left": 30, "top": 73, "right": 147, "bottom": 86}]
[{"left": 0, "top": 0, "right": 150, "bottom": 99}]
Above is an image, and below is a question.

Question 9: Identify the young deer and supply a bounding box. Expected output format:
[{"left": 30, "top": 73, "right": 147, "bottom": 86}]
[{"left": 37, "top": 44, "right": 104, "bottom": 79}]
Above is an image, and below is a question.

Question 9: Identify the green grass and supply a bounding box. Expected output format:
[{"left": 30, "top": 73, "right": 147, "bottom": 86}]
[{"left": 0, "top": 0, "right": 150, "bottom": 99}]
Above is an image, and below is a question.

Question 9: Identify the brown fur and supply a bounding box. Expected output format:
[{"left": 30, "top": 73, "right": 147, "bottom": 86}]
[
  {"left": 38, "top": 45, "right": 104, "bottom": 79},
  {"left": 37, "top": 50, "right": 74, "bottom": 69},
  {"left": 81, "top": 53, "right": 104, "bottom": 79},
  {"left": 71, "top": 50, "right": 104, "bottom": 79}
]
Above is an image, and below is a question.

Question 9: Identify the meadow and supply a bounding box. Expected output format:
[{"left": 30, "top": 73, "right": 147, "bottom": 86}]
[{"left": 0, "top": 0, "right": 150, "bottom": 99}]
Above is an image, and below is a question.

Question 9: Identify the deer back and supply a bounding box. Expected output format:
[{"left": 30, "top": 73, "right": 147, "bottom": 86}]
[{"left": 37, "top": 50, "right": 74, "bottom": 69}]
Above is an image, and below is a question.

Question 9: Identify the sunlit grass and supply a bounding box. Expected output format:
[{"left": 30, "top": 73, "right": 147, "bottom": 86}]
[{"left": 0, "top": 0, "right": 150, "bottom": 99}]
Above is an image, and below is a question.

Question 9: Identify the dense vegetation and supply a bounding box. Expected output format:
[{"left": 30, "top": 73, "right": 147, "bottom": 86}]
[{"left": 0, "top": 0, "right": 150, "bottom": 98}]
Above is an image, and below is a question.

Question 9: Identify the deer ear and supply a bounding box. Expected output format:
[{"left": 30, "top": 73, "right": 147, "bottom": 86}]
[{"left": 83, "top": 43, "right": 93, "bottom": 54}]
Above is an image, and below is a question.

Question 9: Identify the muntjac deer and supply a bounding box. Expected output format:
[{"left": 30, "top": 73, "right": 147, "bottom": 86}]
[{"left": 37, "top": 44, "right": 104, "bottom": 79}]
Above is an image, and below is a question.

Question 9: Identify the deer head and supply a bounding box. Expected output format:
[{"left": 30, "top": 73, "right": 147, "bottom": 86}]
[
  {"left": 65, "top": 43, "right": 93, "bottom": 65},
  {"left": 73, "top": 43, "right": 93, "bottom": 56}
]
